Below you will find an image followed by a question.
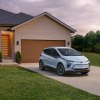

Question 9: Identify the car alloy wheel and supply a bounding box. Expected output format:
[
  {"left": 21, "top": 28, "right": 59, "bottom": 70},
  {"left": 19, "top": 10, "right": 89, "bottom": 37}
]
[
  {"left": 39, "top": 60, "right": 45, "bottom": 70},
  {"left": 57, "top": 63, "right": 65, "bottom": 76}
]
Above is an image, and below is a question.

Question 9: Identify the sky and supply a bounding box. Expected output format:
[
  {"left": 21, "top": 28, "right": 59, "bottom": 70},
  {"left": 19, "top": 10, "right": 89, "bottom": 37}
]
[{"left": 0, "top": 0, "right": 100, "bottom": 35}]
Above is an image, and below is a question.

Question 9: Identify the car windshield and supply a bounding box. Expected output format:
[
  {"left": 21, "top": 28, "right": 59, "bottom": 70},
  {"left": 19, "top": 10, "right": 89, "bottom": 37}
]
[{"left": 58, "top": 48, "right": 82, "bottom": 56}]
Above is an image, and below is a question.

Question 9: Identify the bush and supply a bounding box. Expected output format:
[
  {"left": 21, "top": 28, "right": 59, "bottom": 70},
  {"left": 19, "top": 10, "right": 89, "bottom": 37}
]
[
  {"left": 94, "top": 42, "right": 100, "bottom": 53},
  {"left": 0, "top": 51, "right": 2, "bottom": 62},
  {"left": 15, "top": 51, "right": 21, "bottom": 64}
]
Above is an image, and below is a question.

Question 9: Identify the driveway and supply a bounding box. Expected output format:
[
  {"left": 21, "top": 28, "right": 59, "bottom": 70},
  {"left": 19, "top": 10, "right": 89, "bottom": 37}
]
[{"left": 20, "top": 63, "right": 100, "bottom": 96}]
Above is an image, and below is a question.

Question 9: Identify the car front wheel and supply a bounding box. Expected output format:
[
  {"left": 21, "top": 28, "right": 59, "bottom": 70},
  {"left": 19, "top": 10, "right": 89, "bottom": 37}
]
[
  {"left": 39, "top": 60, "right": 45, "bottom": 70},
  {"left": 57, "top": 63, "right": 65, "bottom": 76}
]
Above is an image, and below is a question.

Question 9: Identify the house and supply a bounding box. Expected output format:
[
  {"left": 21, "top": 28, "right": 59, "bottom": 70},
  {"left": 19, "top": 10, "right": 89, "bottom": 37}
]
[{"left": 0, "top": 9, "right": 76, "bottom": 63}]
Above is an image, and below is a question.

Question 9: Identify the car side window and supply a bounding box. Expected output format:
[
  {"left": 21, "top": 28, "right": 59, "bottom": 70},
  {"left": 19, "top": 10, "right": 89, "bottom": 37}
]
[
  {"left": 44, "top": 49, "right": 60, "bottom": 58},
  {"left": 50, "top": 49, "right": 60, "bottom": 58},
  {"left": 43, "top": 49, "right": 50, "bottom": 55}
]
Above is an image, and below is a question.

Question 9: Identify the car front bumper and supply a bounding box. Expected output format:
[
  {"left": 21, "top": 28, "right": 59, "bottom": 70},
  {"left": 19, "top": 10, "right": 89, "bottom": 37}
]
[
  {"left": 66, "top": 68, "right": 90, "bottom": 73},
  {"left": 65, "top": 63, "right": 90, "bottom": 73}
]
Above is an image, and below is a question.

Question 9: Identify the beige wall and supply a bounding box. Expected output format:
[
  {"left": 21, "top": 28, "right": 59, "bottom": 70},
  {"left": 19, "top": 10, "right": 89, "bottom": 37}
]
[
  {"left": 14, "top": 16, "right": 71, "bottom": 53},
  {"left": 0, "top": 27, "right": 10, "bottom": 50}
]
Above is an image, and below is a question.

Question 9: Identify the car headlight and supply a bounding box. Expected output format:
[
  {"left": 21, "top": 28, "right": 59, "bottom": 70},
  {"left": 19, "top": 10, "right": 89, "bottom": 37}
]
[
  {"left": 86, "top": 60, "right": 90, "bottom": 67},
  {"left": 86, "top": 60, "right": 90, "bottom": 63},
  {"left": 67, "top": 60, "right": 74, "bottom": 68}
]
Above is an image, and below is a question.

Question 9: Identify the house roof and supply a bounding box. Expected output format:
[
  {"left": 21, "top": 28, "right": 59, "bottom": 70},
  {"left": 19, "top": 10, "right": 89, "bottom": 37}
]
[
  {"left": 0, "top": 9, "right": 76, "bottom": 33},
  {"left": 12, "top": 12, "right": 76, "bottom": 33},
  {"left": 0, "top": 9, "right": 33, "bottom": 26}
]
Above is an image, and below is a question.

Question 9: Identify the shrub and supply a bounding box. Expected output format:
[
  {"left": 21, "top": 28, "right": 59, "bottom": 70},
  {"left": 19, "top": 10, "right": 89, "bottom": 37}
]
[
  {"left": 0, "top": 51, "right": 2, "bottom": 62},
  {"left": 94, "top": 42, "right": 100, "bottom": 53},
  {"left": 15, "top": 51, "right": 21, "bottom": 64}
]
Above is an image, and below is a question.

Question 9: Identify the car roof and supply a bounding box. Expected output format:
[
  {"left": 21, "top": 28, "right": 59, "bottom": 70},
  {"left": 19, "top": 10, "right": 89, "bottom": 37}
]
[{"left": 44, "top": 46, "right": 72, "bottom": 50}]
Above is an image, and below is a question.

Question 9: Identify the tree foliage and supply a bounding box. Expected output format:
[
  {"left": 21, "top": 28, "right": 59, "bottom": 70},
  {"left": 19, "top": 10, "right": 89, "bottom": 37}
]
[
  {"left": 72, "top": 35, "right": 84, "bottom": 51},
  {"left": 94, "top": 43, "right": 100, "bottom": 53},
  {"left": 84, "top": 31, "right": 97, "bottom": 52},
  {"left": 72, "top": 30, "right": 100, "bottom": 53}
]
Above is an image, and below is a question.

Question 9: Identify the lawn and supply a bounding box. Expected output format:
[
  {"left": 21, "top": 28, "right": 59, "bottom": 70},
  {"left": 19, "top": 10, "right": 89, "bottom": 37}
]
[
  {"left": 0, "top": 66, "right": 100, "bottom": 100},
  {"left": 83, "top": 52, "right": 100, "bottom": 67}
]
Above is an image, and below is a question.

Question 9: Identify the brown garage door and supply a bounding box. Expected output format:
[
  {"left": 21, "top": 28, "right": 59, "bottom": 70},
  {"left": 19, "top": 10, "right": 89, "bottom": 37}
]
[{"left": 21, "top": 40, "right": 65, "bottom": 63}]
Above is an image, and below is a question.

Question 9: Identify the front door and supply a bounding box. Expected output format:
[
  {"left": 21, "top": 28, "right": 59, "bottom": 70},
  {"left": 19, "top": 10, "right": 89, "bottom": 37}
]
[{"left": 1, "top": 35, "right": 9, "bottom": 58}]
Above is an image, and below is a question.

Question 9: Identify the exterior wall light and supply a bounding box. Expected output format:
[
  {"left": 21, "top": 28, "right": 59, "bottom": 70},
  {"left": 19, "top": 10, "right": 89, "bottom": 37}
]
[
  {"left": 16, "top": 41, "right": 19, "bottom": 45},
  {"left": 68, "top": 41, "right": 70, "bottom": 45}
]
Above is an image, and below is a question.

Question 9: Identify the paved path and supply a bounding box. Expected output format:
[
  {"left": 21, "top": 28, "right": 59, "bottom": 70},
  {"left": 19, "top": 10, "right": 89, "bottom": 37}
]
[{"left": 20, "top": 63, "right": 100, "bottom": 96}]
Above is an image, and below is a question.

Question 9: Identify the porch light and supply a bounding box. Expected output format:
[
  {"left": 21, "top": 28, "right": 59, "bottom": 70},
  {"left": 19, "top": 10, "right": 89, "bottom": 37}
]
[
  {"left": 68, "top": 41, "right": 70, "bottom": 45},
  {"left": 16, "top": 41, "right": 19, "bottom": 45}
]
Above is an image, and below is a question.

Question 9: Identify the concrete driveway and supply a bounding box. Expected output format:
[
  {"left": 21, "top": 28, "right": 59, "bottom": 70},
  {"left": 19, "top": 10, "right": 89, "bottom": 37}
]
[{"left": 20, "top": 63, "right": 100, "bottom": 96}]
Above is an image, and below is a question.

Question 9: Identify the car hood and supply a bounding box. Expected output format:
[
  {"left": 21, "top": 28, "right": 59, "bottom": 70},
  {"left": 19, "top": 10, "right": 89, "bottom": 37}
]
[{"left": 62, "top": 56, "right": 88, "bottom": 62}]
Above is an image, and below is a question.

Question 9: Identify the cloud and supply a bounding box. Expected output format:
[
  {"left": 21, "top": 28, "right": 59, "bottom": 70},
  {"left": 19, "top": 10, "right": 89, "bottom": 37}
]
[
  {"left": 19, "top": 0, "right": 44, "bottom": 2},
  {"left": 0, "top": 0, "right": 100, "bottom": 35},
  {"left": 75, "top": 0, "right": 96, "bottom": 7}
]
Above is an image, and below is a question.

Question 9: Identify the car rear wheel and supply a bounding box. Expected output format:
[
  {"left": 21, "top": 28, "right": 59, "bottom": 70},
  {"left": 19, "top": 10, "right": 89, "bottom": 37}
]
[
  {"left": 57, "top": 63, "right": 65, "bottom": 76},
  {"left": 81, "top": 72, "right": 88, "bottom": 75},
  {"left": 39, "top": 60, "right": 45, "bottom": 70}
]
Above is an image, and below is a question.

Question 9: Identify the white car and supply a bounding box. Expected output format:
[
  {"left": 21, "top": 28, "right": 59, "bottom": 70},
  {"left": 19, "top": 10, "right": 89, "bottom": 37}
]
[{"left": 39, "top": 47, "right": 90, "bottom": 76}]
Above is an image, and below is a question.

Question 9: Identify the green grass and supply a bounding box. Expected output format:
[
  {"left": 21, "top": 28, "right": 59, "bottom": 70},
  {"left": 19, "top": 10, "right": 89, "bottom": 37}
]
[
  {"left": 0, "top": 65, "right": 100, "bottom": 100},
  {"left": 83, "top": 52, "right": 100, "bottom": 67}
]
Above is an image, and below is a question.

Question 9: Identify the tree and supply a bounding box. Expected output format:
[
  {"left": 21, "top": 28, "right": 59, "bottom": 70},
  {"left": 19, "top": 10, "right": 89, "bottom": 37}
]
[
  {"left": 94, "top": 43, "right": 100, "bottom": 53},
  {"left": 84, "top": 31, "right": 96, "bottom": 52},
  {"left": 95, "top": 30, "right": 100, "bottom": 43},
  {"left": 72, "top": 35, "right": 84, "bottom": 51},
  {"left": 72, "top": 30, "right": 100, "bottom": 53}
]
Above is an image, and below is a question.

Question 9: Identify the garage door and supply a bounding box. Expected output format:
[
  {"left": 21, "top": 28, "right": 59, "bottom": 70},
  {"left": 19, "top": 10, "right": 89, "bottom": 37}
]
[{"left": 21, "top": 40, "right": 65, "bottom": 63}]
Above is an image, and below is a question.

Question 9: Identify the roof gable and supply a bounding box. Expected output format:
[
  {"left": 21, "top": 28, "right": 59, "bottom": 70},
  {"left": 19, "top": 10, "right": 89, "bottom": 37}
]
[{"left": 12, "top": 12, "right": 76, "bottom": 33}]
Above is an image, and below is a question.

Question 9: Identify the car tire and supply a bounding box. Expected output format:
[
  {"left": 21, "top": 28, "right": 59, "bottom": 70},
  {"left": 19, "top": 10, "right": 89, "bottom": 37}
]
[
  {"left": 39, "top": 60, "right": 45, "bottom": 70},
  {"left": 81, "top": 72, "right": 88, "bottom": 75},
  {"left": 57, "top": 63, "right": 65, "bottom": 76}
]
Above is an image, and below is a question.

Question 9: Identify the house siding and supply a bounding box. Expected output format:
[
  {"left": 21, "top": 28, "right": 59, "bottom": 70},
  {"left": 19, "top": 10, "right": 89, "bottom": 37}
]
[{"left": 14, "top": 16, "right": 71, "bottom": 53}]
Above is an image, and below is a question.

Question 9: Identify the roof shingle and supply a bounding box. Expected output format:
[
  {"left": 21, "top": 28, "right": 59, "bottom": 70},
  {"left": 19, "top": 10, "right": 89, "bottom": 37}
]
[{"left": 0, "top": 9, "right": 33, "bottom": 26}]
